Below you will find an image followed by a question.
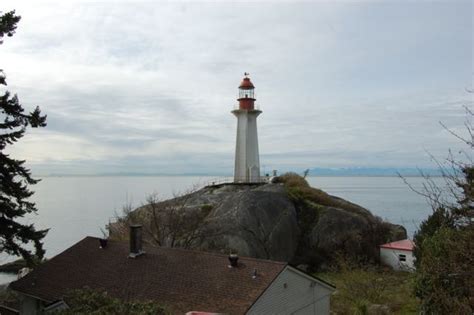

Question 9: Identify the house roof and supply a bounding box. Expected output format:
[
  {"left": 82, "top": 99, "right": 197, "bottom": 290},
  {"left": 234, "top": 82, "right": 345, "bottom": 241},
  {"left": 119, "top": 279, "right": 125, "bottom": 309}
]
[
  {"left": 9, "top": 237, "right": 287, "bottom": 314},
  {"left": 379, "top": 239, "right": 414, "bottom": 251}
]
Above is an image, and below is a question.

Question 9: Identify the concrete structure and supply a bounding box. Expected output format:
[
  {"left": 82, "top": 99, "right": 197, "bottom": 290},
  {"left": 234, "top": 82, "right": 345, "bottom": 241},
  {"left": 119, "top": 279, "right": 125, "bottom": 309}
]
[
  {"left": 379, "top": 239, "right": 415, "bottom": 271},
  {"left": 233, "top": 74, "right": 262, "bottom": 183}
]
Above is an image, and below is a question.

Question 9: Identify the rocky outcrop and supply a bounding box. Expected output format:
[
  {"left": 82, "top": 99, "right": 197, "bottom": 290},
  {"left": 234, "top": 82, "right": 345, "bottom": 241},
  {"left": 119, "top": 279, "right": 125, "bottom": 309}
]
[
  {"left": 202, "top": 183, "right": 299, "bottom": 261},
  {"left": 110, "top": 175, "right": 406, "bottom": 269}
]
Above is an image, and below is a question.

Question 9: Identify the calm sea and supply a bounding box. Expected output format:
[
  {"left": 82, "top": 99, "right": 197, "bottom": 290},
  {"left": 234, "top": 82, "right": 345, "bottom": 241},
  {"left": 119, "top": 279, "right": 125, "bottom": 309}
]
[{"left": 0, "top": 175, "right": 437, "bottom": 284}]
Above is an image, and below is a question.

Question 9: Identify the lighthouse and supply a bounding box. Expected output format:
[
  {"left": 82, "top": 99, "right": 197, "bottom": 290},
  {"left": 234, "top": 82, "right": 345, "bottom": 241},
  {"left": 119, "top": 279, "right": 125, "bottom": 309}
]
[{"left": 233, "top": 74, "right": 262, "bottom": 183}]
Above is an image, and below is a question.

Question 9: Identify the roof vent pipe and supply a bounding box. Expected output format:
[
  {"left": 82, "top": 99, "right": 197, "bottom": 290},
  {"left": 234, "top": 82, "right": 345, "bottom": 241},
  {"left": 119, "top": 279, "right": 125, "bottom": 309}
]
[
  {"left": 129, "top": 225, "right": 145, "bottom": 258},
  {"left": 228, "top": 253, "right": 239, "bottom": 268},
  {"left": 99, "top": 238, "right": 108, "bottom": 249}
]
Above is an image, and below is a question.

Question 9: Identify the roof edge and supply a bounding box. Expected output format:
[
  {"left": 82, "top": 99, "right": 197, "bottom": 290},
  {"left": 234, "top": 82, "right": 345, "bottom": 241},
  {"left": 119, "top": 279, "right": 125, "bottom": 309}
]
[
  {"left": 88, "top": 236, "right": 287, "bottom": 265},
  {"left": 286, "top": 265, "right": 336, "bottom": 290},
  {"left": 379, "top": 246, "right": 414, "bottom": 251},
  {"left": 379, "top": 239, "right": 415, "bottom": 251},
  {"left": 8, "top": 288, "right": 53, "bottom": 303}
]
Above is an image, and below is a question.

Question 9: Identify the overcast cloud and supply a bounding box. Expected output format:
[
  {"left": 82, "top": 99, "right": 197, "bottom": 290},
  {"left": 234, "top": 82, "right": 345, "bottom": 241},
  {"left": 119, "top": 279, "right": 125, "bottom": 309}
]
[{"left": 1, "top": 1, "right": 472, "bottom": 175}]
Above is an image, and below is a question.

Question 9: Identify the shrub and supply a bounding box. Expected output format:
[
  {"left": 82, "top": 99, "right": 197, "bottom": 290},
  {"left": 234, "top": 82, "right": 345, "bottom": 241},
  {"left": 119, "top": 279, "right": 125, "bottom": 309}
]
[
  {"left": 57, "top": 288, "right": 169, "bottom": 315},
  {"left": 317, "top": 262, "right": 419, "bottom": 314},
  {"left": 277, "top": 173, "right": 372, "bottom": 218},
  {"left": 414, "top": 227, "right": 473, "bottom": 314},
  {"left": 413, "top": 207, "right": 454, "bottom": 268},
  {"left": 411, "top": 108, "right": 473, "bottom": 312},
  {"left": 200, "top": 204, "right": 214, "bottom": 213}
]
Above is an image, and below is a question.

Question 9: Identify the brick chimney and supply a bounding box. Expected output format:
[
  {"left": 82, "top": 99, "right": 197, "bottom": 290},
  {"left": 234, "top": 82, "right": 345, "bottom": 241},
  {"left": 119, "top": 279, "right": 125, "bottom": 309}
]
[
  {"left": 129, "top": 225, "right": 145, "bottom": 258},
  {"left": 228, "top": 253, "right": 239, "bottom": 268}
]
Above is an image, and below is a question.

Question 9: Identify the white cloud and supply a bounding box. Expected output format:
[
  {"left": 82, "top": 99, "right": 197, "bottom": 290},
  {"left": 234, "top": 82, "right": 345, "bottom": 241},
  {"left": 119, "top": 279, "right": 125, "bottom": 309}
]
[{"left": 1, "top": 1, "right": 472, "bottom": 174}]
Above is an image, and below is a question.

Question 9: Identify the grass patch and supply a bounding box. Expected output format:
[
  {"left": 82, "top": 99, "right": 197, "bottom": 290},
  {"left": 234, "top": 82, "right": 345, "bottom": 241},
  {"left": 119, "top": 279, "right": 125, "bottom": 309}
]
[
  {"left": 316, "top": 265, "right": 419, "bottom": 314},
  {"left": 200, "top": 204, "right": 213, "bottom": 213},
  {"left": 276, "top": 173, "right": 371, "bottom": 218},
  {"left": 298, "top": 201, "right": 322, "bottom": 233}
]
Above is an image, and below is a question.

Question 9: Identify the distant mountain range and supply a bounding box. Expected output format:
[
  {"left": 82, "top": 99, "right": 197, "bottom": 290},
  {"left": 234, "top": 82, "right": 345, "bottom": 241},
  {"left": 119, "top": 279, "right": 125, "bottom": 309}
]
[{"left": 306, "top": 167, "right": 443, "bottom": 177}]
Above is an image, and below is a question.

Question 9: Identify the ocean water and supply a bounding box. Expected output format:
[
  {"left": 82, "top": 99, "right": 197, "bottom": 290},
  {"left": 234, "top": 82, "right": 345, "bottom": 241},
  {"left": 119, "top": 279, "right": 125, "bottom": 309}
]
[
  {"left": 0, "top": 175, "right": 437, "bottom": 284},
  {"left": 306, "top": 176, "right": 433, "bottom": 235}
]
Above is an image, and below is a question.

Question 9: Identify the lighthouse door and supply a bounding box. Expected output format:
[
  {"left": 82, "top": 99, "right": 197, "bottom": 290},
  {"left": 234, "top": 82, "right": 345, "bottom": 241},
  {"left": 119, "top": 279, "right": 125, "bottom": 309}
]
[{"left": 249, "top": 165, "right": 260, "bottom": 183}]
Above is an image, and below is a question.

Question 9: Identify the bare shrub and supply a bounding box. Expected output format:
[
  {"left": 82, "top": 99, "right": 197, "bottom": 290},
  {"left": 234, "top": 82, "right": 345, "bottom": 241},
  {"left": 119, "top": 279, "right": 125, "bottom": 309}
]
[{"left": 109, "top": 190, "right": 225, "bottom": 250}]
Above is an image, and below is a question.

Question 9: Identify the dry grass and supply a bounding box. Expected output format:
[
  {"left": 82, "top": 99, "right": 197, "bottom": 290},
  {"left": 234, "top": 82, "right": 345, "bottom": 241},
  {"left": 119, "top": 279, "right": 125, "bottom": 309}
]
[
  {"left": 276, "top": 173, "right": 372, "bottom": 218},
  {"left": 317, "top": 265, "right": 419, "bottom": 314}
]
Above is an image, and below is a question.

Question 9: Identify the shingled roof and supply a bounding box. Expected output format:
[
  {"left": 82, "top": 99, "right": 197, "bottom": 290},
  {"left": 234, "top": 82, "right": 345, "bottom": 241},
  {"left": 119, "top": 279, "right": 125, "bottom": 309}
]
[{"left": 9, "top": 237, "right": 287, "bottom": 314}]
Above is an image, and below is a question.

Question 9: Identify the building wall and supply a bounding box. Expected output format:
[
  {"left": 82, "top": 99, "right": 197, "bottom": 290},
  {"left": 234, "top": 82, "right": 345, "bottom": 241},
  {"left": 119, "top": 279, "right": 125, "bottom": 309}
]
[
  {"left": 234, "top": 110, "right": 247, "bottom": 182},
  {"left": 17, "top": 294, "right": 68, "bottom": 314},
  {"left": 246, "top": 111, "right": 260, "bottom": 182},
  {"left": 233, "top": 109, "right": 261, "bottom": 182},
  {"left": 380, "top": 248, "right": 415, "bottom": 271},
  {"left": 19, "top": 294, "right": 40, "bottom": 315},
  {"left": 247, "top": 267, "right": 333, "bottom": 315}
]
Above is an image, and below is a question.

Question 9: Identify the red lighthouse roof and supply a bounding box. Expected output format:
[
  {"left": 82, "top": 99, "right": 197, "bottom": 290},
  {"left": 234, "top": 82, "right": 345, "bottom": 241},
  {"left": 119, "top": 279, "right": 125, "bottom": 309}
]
[{"left": 239, "top": 77, "right": 254, "bottom": 89}]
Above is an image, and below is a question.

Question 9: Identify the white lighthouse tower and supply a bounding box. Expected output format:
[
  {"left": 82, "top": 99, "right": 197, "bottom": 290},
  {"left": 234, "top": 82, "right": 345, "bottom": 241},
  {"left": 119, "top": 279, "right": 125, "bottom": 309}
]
[{"left": 233, "top": 74, "right": 262, "bottom": 183}]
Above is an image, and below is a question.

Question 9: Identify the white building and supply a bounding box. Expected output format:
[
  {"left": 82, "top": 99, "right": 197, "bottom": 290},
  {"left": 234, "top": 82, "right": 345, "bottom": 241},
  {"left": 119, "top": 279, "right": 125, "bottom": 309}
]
[
  {"left": 379, "top": 239, "right": 415, "bottom": 271},
  {"left": 233, "top": 74, "right": 262, "bottom": 183}
]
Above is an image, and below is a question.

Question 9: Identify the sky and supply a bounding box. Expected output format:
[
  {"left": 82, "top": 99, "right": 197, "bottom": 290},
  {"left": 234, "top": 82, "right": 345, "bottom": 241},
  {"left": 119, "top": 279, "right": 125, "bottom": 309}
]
[{"left": 1, "top": 0, "right": 472, "bottom": 175}]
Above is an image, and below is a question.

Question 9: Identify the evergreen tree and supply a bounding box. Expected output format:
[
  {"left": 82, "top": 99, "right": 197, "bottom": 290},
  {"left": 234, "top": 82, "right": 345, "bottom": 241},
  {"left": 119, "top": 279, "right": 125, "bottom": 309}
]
[{"left": 0, "top": 10, "right": 48, "bottom": 264}]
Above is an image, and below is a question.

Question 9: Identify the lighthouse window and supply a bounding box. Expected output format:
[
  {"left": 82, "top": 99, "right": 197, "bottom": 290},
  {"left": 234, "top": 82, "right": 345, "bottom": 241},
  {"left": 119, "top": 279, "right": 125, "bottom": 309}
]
[{"left": 239, "top": 89, "right": 254, "bottom": 99}]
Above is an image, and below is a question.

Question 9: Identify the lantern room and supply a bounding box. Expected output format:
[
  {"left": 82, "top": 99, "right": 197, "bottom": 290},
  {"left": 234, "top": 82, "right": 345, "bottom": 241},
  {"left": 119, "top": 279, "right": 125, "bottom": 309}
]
[{"left": 238, "top": 74, "right": 256, "bottom": 110}]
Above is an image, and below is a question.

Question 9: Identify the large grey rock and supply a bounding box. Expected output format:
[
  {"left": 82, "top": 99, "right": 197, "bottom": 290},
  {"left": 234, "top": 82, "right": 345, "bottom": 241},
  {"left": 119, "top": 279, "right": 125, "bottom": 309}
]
[
  {"left": 206, "top": 184, "right": 299, "bottom": 260},
  {"left": 113, "top": 181, "right": 406, "bottom": 268},
  {"left": 311, "top": 207, "right": 372, "bottom": 252}
]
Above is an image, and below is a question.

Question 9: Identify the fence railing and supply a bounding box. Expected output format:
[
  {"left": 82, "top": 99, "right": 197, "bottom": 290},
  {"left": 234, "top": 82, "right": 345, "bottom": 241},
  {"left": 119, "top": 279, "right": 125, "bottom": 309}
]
[{"left": 203, "top": 176, "right": 269, "bottom": 187}]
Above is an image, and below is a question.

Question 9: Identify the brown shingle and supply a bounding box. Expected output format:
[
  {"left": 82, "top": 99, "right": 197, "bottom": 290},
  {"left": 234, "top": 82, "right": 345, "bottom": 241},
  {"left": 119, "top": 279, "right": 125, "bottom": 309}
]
[{"left": 10, "top": 237, "right": 286, "bottom": 314}]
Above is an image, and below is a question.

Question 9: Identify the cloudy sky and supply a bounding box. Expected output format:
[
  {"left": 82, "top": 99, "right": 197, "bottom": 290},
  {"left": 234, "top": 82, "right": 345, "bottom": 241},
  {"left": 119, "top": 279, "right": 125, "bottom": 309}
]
[{"left": 1, "top": 0, "right": 472, "bottom": 175}]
